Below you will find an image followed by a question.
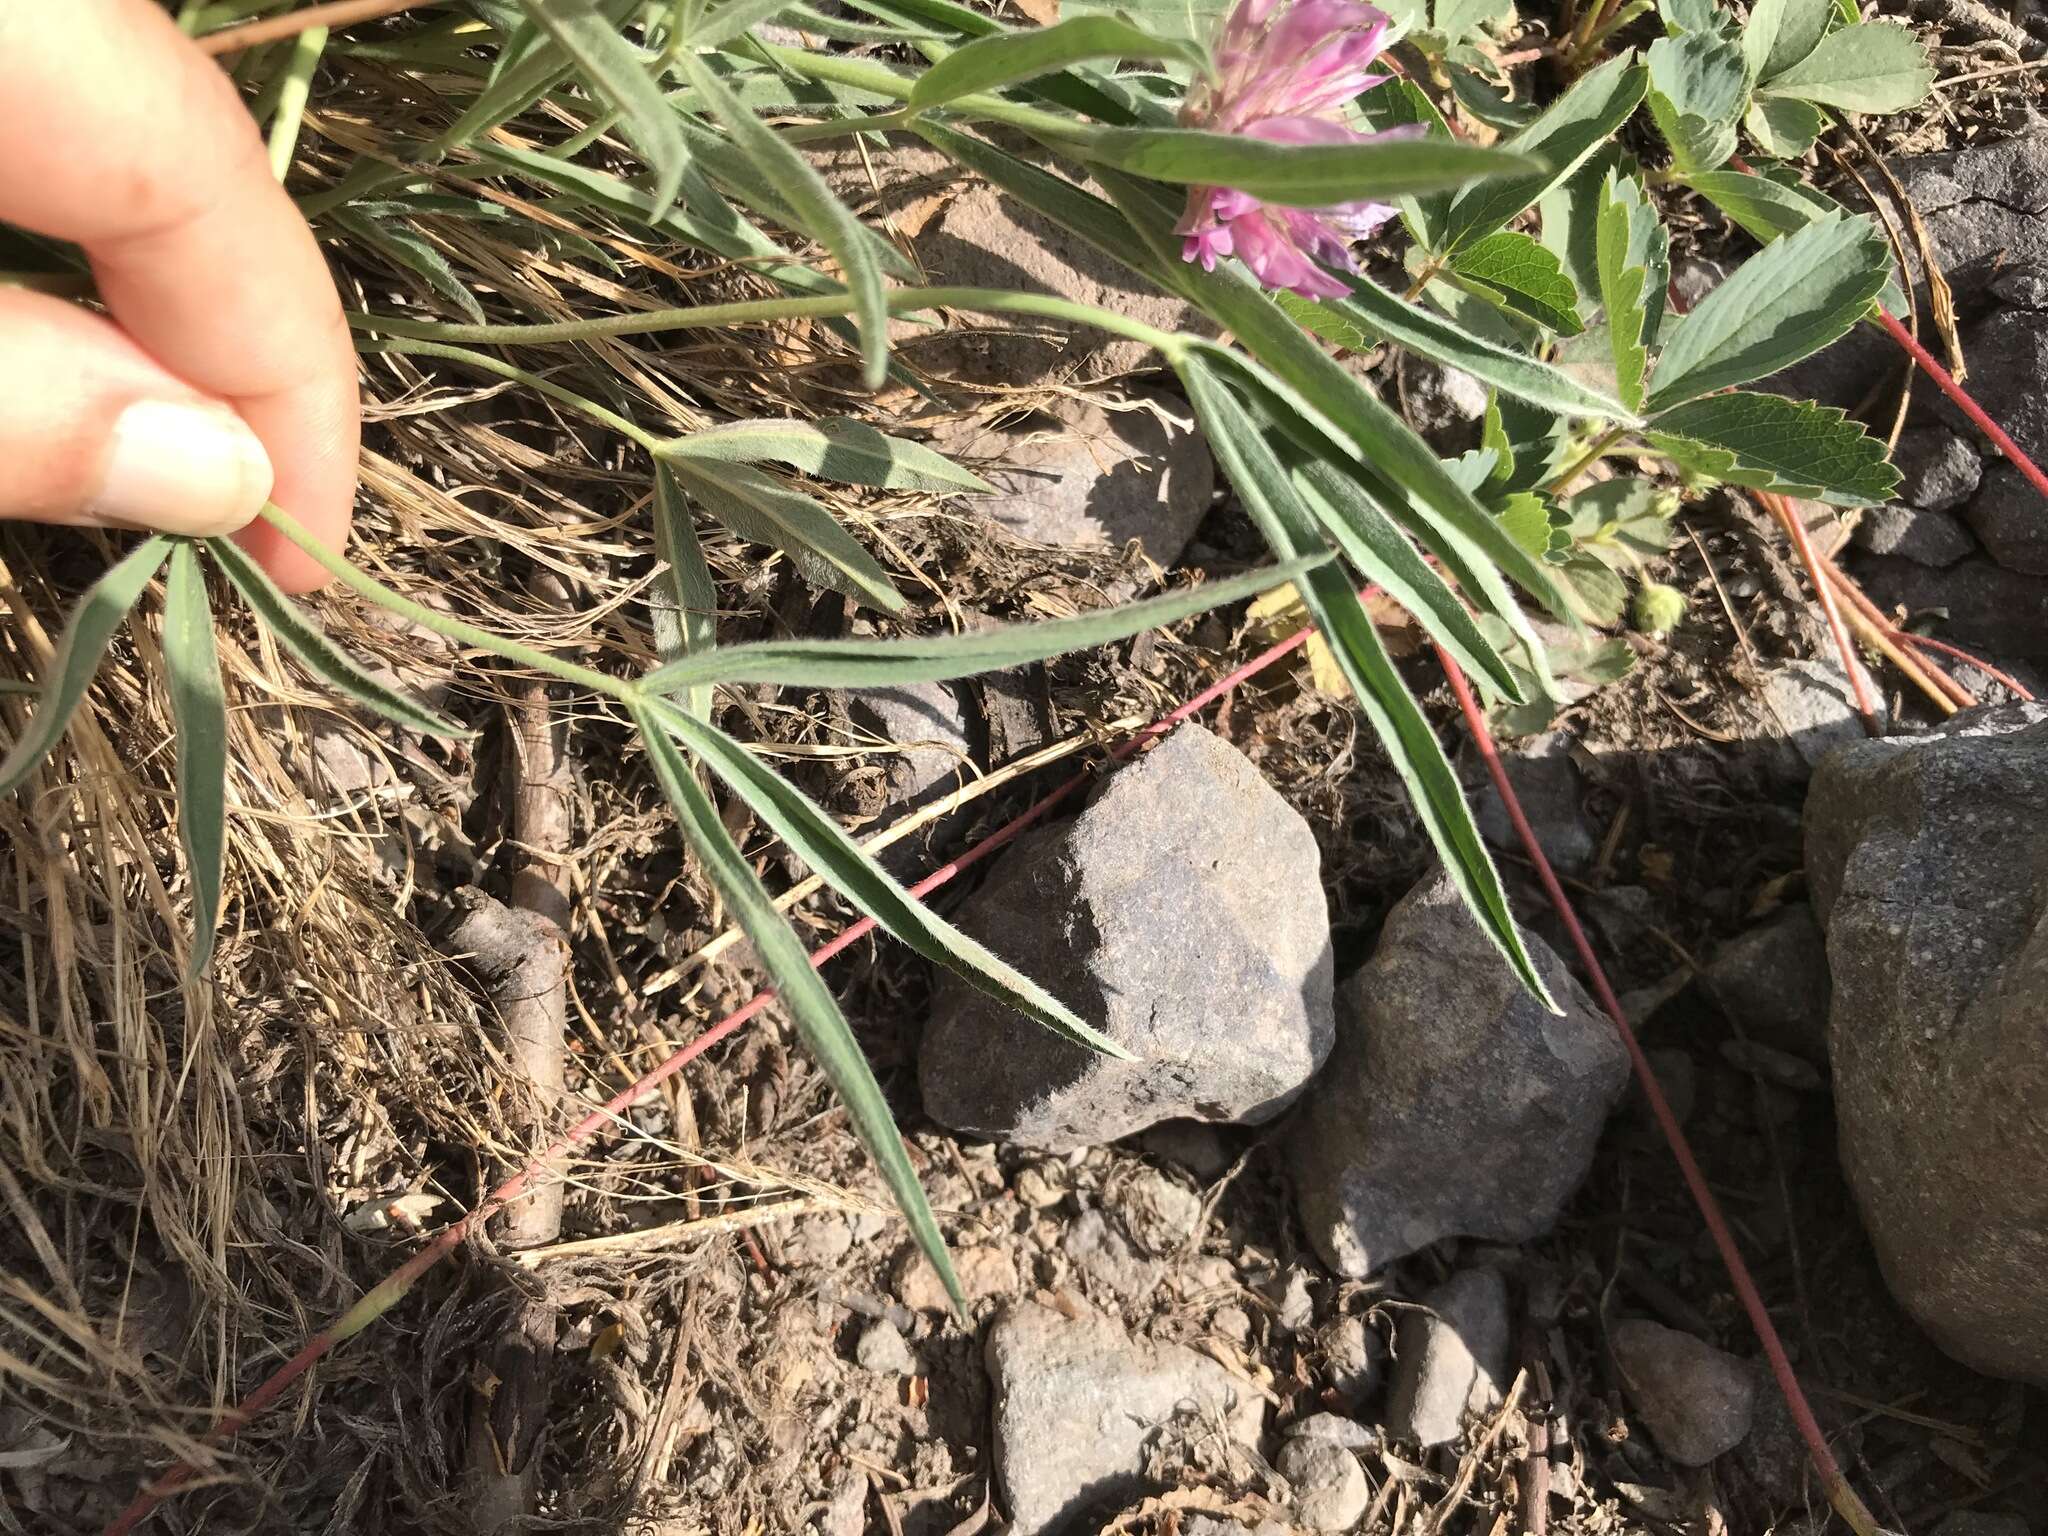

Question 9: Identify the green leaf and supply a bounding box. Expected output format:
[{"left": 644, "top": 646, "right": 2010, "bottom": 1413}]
[
  {"left": 518, "top": 0, "right": 689, "bottom": 214},
  {"left": 665, "top": 418, "right": 992, "bottom": 493},
  {"left": 1743, "top": 95, "right": 1825, "bottom": 159},
  {"left": 206, "top": 537, "right": 470, "bottom": 738},
  {"left": 1447, "top": 230, "right": 1584, "bottom": 335},
  {"left": 1645, "top": 391, "right": 1901, "bottom": 504},
  {"left": 1555, "top": 551, "right": 1630, "bottom": 625},
  {"left": 1439, "top": 53, "right": 1649, "bottom": 252},
  {"left": 1497, "top": 492, "right": 1563, "bottom": 562},
  {"left": 1433, "top": 0, "right": 1511, "bottom": 44},
  {"left": 1077, "top": 128, "right": 1540, "bottom": 207},
  {"left": 680, "top": 51, "right": 891, "bottom": 387},
  {"left": 691, "top": 0, "right": 808, "bottom": 47},
  {"left": 0, "top": 537, "right": 171, "bottom": 798},
  {"left": 163, "top": 544, "right": 227, "bottom": 978},
  {"left": 1533, "top": 147, "right": 1624, "bottom": 324},
  {"left": 668, "top": 459, "right": 905, "bottom": 613},
  {"left": 1315, "top": 273, "right": 1637, "bottom": 422},
  {"left": 632, "top": 704, "right": 961, "bottom": 1311},
  {"left": 1177, "top": 355, "right": 1557, "bottom": 1010},
  {"left": 1287, "top": 455, "right": 1523, "bottom": 702},
  {"left": 1658, "top": 0, "right": 1728, "bottom": 35},
  {"left": 1752, "top": 0, "right": 1833, "bottom": 78},
  {"left": 651, "top": 700, "right": 1128, "bottom": 1056},
  {"left": 1563, "top": 476, "right": 1678, "bottom": 560},
  {"left": 1053, "top": 0, "right": 1231, "bottom": 49},
  {"left": 651, "top": 465, "right": 719, "bottom": 721},
  {"left": 1446, "top": 64, "right": 1539, "bottom": 134},
  {"left": 1595, "top": 172, "right": 1653, "bottom": 414},
  {"left": 1645, "top": 30, "right": 1747, "bottom": 175},
  {"left": 643, "top": 555, "right": 1328, "bottom": 691},
  {"left": 1355, "top": 76, "right": 1458, "bottom": 252},
  {"left": 329, "top": 209, "right": 486, "bottom": 323},
  {"left": 1647, "top": 212, "right": 1888, "bottom": 408},
  {"left": 907, "top": 17, "right": 1204, "bottom": 110},
  {"left": 1758, "top": 21, "right": 1932, "bottom": 112},
  {"left": 1683, "top": 166, "right": 1835, "bottom": 242}
]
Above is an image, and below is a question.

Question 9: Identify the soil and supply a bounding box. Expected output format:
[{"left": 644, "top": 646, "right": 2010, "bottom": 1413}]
[{"left": 1, "top": 4, "right": 2045, "bottom": 1536}]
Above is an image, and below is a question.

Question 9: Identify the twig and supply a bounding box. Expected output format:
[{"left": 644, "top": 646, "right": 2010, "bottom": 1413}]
[
  {"left": 1421, "top": 1368, "right": 1528, "bottom": 1533},
  {"left": 1757, "top": 493, "right": 1884, "bottom": 736},
  {"left": 1899, "top": 632, "right": 2035, "bottom": 701},
  {"left": 511, "top": 1197, "right": 828, "bottom": 1265},
  {"left": 195, "top": 0, "right": 434, "bottom": 56},
  {"left": 1812, "top": 553, "right": 1976, "bottom": 711}
]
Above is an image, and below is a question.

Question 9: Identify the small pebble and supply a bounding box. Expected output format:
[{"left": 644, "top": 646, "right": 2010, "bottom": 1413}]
[
  {"left": 1613, "top": 1318, "right": 1758, "bottom": 1466},
  {"left": 1119, "top": 1168, "right": 1204, "bottom": 1255},
  {"left": 1285, "top": 1412, "right": 1378, "bottom": 1451},
  {"left": 783, "top": 1216, "right": 854, "bottom": 1266},
  {"left": 1720, "top": 1039, "right": 1828, "bottom": 1093},
  {"left": 1014, "top": 1165, "right": 1065, "bottom": 1210},
  {"left": 854, "top": 1319, "right": 917, "bottom": 1375},
  {"left": 1275, "top": 1436, "right": 1370, "bottom": 1531},
  {"left": 1211, "top": 1304, "right": 1254, "bottom": 1347},
  {"left": 893, "top": 1243, "right": 1019, "bottom": 1313},
  {"left": 1321, "top": 1314, "right": 1379, "bottom": 1401},
  {"left": 1268, "top": 1268, "right": 1316, "bottom": 1333}
]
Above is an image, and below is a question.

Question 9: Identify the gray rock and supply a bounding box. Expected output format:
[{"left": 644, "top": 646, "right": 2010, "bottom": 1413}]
[
  {"left": 1320, "top": 1314, "right": 1379, "bottom": 1401},
  {"left": 1805, "top": 702, "right": 2048, "bottom": 1381},
  {"left": 822, "top": 143, "right": 1206, "bottom": 385},
  {"left": 1733, "top": 1357, "right": 1860, "bottom": 1506},
  {"left": 1720, "top": 1038, "right": 1827, "bottom": 1092},
  {"left": 815, "top": 1472, "right": 867, "bottom": 1536},
  {"left": 1137, "top": 1120, "right": 1234, "bottom": 1180},
  {"left": 854, "top": 1318, "right": 917, "bottom": 1375},
  {"left": 846, "top": 680, "right": 976, "bottom": 816},
  {"left": 1962, "top": 463, "right": 2048, "bottom": 575},
  {"left": 922, "top": 725, "right": 1334, "bottom": 1150},
  {"left": 1757, "top": 658, "right": 1883, "bottom": 773},
  {"left": 1117, "top": 1168, "right": 1204, "bottom": 1255},
  {"left": 1859, "top": 554, "right": 2048, "bottom": 659},
  {"left": 1891, "top": 425, "right": 1983, "bottom": 513},
  {"left": 1274, "top": 1437, "right": 1369, "bottom": 1531},
  {"left": 1063, "top": 1208, "right": 1161, "bottom": 1303},
  {"left": 1284, "top": 1412, "right": 1378, "bottom": 1451},
  {"left": 1291, "top": 869, "right": 1629, "bottom": 1277},
  {"left": 1386, "top": 1269, "right": 1510, "bottom": 1448},
  {"left": 930, "top": 390, "right": 1215, "bottom": 569},
  {"left": 1852, "top": 503, "right": 1976, "bottom": 568},
  {"left": 1472, "top": 731, "right": 1595, "bottom": 874},
  {"left": 1268, "top": 1268, "right": 1315, "bottom": 1334},
  {"left": 1612, "top": 1320, "right": 1757, "bottom": 1467},
  {"left": 985, "top": 1302, "right": 1264, "bottom": 1536},
  {"left": 1938, "top": 310, "right": 2048, "bottom": 472},
  {"left": 1934, "top": 1515, "right": 2033, "bottom": 1536},
  {"left": 1398, "top": 357, "right": 1489, "bottom": 449},
  {"left": 1990, "top": 262, "right": 2048, "bottom": 310},
  {"left": 1701, "top": 908, "right": 1832, "bottom": 1064},
  {"left": 1636, "top": 1047, "right": 1696, "bottom": 1128},
  {"left": 783, "top": 1215, "right": 854, "bottom": 1267}
]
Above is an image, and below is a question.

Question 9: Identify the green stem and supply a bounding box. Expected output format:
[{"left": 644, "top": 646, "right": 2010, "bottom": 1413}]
[
  {"left": 350, "top": 285, "right": 1187, "bottom": 364},
  {"left": 1546, "top": 424, "right": 1627, "bottom": 495},
  {"left": 780, "top": 108, "right": 918, "bottom": 145},
  {"left": 256, "top": 504, "right": 636, "bottom": 702},
  {"left": 354, "top": 336, "right": 661, "bottom": 446}
]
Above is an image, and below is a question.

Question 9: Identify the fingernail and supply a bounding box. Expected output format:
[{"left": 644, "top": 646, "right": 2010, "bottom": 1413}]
[{"left": 88, "top": 399, "right": 274, "bottom": 537}]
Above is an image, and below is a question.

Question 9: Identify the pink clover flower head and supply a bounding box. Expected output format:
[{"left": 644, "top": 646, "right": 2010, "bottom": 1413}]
[{"left": 1175, "top": 0, "right": 1403, "bottom": 300}]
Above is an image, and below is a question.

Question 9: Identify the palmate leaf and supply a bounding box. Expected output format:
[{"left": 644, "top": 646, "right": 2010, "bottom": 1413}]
[
  {"left": 907, "top": 16, "right": 1206, "bottom": 110},
  {"left": 1646, "top": 212, "right": 1889, "bottom": 408},
  {"left": 1176, "top": 353, "right": 1558, "bottom": 1011},
  {"left": 666, "top": 419, "right": 993, "bottom": 493},
  {"left": 641, "top": 555, "right": 1329, "bottom": 691},
  {"left": 1595, "top": 172, "right": 1654, "bottom": 414},
  {"left": 1646, "top": 391, "right": 1901, "bottom": 505},
  {"left": 517, "top": 0, "right": 689, "bottom": 214},
  {"left": 632, "top": 704, "right": 963, "bottom": 1311},
  {"left": 0, "top": 536, "right": 171, "bottom": 798},
  {"left": 163, "top": 544, "right": 227, "bottom": 979},
  {"left": 1758, "top": 21, "right": 1933, "bottom": 113},
  {"left": 1747, "top": 0, "right": 1834, "bottom": 80},
  {"left": 648, "top": 699, "right": 1128, "bottom": 1057},
  {"left": 665, "top": 459, "right": 906, "bottom": 613},
  {"left": 206, "top": 536, "right": 470, "bottom": 738}
]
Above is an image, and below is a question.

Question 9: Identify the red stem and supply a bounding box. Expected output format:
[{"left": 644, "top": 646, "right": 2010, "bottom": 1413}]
[
  {"left": 1874, "top": 305, "right": 2048, "bottom": 504},
  {"left": 1436, "top": 646, "right": 1883, "bottom": 1536},
  {"left": 1900, "top": 631, "right": 2037, "bottom": 701},
  {"left": 102, "top": 600, "right": 1331, "bottom": 1536},
  {"left": 1762, "top": 491, "right": 1884, "bottom": 736}
]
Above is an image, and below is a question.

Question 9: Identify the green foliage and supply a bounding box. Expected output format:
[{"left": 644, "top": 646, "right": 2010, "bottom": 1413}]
[
  {"left": 163, "top": 546, "right": 229, "bottom": 979},
  {"left": 1446, "top": 232, "right": 1584, "bottom": 335},
  {"left": 1645, "top": 30, "right": 1747, "bottom": 174}
]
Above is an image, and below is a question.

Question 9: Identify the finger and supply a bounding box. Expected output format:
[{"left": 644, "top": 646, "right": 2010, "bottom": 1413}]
[
  {"left": 0, "top": 287, "right": 272, "bottom": 536},
  {"left": 0, "top": 0, "right": 359, "bottom": 592}
]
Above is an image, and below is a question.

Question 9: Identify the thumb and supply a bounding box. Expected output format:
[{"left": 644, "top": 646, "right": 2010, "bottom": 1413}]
[{"left": 0, "top": 286, "right": 274, "bottom": 538}]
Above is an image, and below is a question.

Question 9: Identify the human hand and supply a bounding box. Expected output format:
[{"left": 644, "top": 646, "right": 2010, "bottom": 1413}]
[{"left": 0, "top": 0, "right": 359, "bottom": 593}]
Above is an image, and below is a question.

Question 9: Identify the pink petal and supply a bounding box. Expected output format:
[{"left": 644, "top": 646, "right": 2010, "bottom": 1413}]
[{"left": 1242, "top": 114, "right": 1368, "bottom": 146}]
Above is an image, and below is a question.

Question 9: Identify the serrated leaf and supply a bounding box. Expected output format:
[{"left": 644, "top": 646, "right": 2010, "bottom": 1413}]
[
  {"left": 1447, "top": 64, "right": 1538, "bottom": 133},
  {"left": 1647, "top": 212, "right": 1888, "bottom": 408},
  {"left": 1077, "top": 127, "right": 1539, "bottom": 207},
  {"left": 1754, "top": 0, "right": 1834, "bottom": 79},
  {"left": 1439, "top": 53, "right": 1649, "bottom": 252},
  {"left": 1556, "top": 549, "right": 1630, "bottom": 625},
  {"left": 680, "top": 51, "right": 891, "bottom": 387},
  {"left": 1498, "top": 492, "right": 1562, "bottom": 562},
  {"left": 1683, "top": 166, "right": 1834, "bottom": 241},
  {"left": 642, "top": 555, "right": 1327, "bottom": 691},
  {"left": 665, "top": 419, "right": 992, "bottom": 493},
  {"left": 206, "top": 536, "right": 468, "bottom": 738},
  {"left": 1658, "top": 0, "right": 1728, "bottom": 35},
  {"left": 1595, "top": 172, "right": 1654, "bottom": 413},
  {"left": 1534, "top": 147, "right": 1625, "bottom": 323},
  {"left": 1448, "top": 231, "right": 1585, "bottom": 335},
  {"left": 518, "top": 0, "right": 688, "bottom": 214},
  {"left": 651, "top": 700, "right": 1129, "bottom": 1056},
  {"left": 163, "top": 544, "right": 227, "bottom": 978},
  {"left": 1743, "top": 95, "right": 1826, "bottom": 159},
  {"left": 1178, "top": 354, "right": 1557, "bottom": 1010},
  {"left": 669, "top": 460, "right": 904, "bottom": 612},
  {"left": 1564, "top": 476, "right": 1678, "bottom": 559},
  {"left": 632, "top": 704, "right": 962, "bottom": 1311},
  {"left": 1645, "top": 30, "right": 1747, "bottom": 175},
  {"left": 1759, "top": 21, "right": 1932, "bottom": 112},
  {"left": 651, "top": 465, "right": 719, "bottom": 721},
  {"left": 1645, "top": 391, "right": 1900, "bottom": 504},
  {"left": 0, "top": 537, "right": 171, "bottom": 798},
  {"left": 908, "top": 16, "right": 1204, "bottom": 110}
]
